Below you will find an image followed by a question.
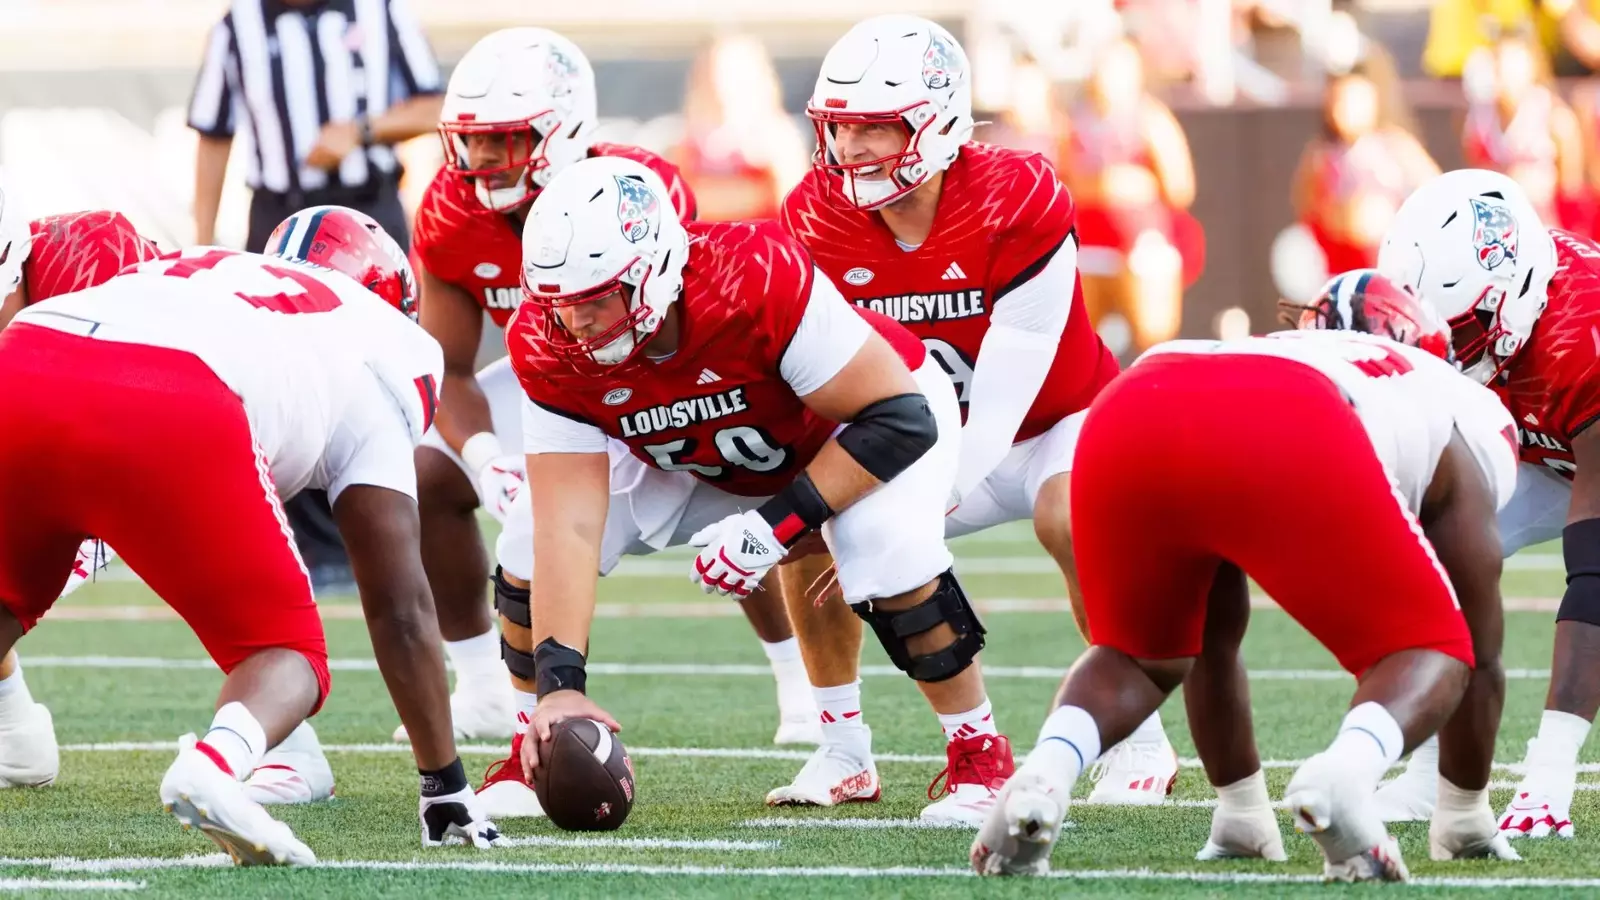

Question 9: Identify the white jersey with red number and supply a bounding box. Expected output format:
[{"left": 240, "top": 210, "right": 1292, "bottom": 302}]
[
  {"left": 1140, "top": 331, "right": 1519, "bottom": 514},
  {"left": 12, "top": 248, "right": 442, "bottom": 501}
]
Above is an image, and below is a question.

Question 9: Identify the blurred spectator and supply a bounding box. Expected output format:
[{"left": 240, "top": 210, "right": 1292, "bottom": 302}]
[
  {"left": 1421, "top": 0, "right": 1566, "bottom": 77},
  {"left": 977, "top": 58, "right": 1064, "bottom": 158},
  {"left": 1461, "top": 27, "right": 1584, "bottom": 228},
  {"left": 1291, "top": 44, "right": 1438, "bottom": 283},
  {"left": 667, "top": 33, "right": 808, "bottom": 222},
  {"left": 1058, "top": 37, "right": 1202, "bottom": 357},
  {"left": 1554, "top": 0, "right": 1600, "bottom": 72}
]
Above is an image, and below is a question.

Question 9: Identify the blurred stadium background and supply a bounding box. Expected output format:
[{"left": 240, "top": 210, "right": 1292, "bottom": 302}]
[{"left": 2, "top": 0, "right": 1589, "bottom": 362}]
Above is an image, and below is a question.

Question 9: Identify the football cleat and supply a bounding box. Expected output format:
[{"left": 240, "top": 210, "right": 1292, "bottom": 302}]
[
  {"left": 393, "top": 680, "right": 515, "bottom": 742},
  {"left": 475, "top": 732, "right": 545, "bottom": 818},
  {"left": 766, "top": 730, "right": 880, "bottom": 807},
  {"left": 1285, "top": 752, "right": 1407, "bottom": 882},
  {"left": 1084, "top": 735, "right": 1178, "bottom": 805},
  {"left": 245, "top": 722, "right": 334, "bottom": 805},
  {"left": 922, "top": 733, "right": 1016, "bottom": 826},
  {"left": 1196, "top": 802, "right": 1287, "bottom": 861},
  {"left": 970, "top": 768, "right": 1068, "bottom": 876},
  {"left": 1432, "top": 792, "right": 1521, "bottom": 861},
  {"left": 1374, "top": 763, "right": 1439, "bottom": 823},
  {"left": 160, "top": 734, "right": 316, "bottom": 866},
  {"left": 1498, "top": 789, "right": 1575, "bottom": 839},
  {"left": 0, "top": 701, "right": 59, "bottom": 788}
]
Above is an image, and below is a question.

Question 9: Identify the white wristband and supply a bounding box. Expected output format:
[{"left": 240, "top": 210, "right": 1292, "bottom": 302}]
[{"left": 460, "top": 432, "right": 503, "bottom": 475}]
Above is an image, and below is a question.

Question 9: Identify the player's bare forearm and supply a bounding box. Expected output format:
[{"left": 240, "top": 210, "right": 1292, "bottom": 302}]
[
  {"left": 0, "top": 289, "right": 24, "bottom": 331},
  {"left": 371, "top": 94, "right": 445, "bottom": 144},
  {"left": 798, "top": 439, "right": 887, "bottom": 512},
  {"left": 192, "top": 135, "right": 232, "bottom": 245},
  {"left": 332, "top": 485, "right": 457, "bottom": 770},
  {"left": 528, "top": 452, "right": 609, "bottom": 652},
  {"left": 419, "top": 269, "right": 491, "bottom": 452}
]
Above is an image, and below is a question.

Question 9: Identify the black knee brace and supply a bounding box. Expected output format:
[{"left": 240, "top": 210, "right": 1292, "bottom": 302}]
[
  {"left": 492, "top": 566, "right": 537, "bottom": 682},
  {"left": 849, "top": 569, "right": 985, "bottom": 683}
]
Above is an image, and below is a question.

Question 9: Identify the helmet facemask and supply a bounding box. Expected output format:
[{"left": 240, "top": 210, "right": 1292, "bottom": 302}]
[
  {"left": 440, "top": 113, "right": 569, "bottom": 212},
  {"left": 809, "top": 101, "right": 950, "bottom": 210}
]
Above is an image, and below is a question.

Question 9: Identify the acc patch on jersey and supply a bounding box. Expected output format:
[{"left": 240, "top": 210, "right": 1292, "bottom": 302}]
[
  {"left": 615, "top": 176, "right": 660, "bottom": 244},
  {"left": 1470, "top": 197, "right": 1518, "bottom": 272}
]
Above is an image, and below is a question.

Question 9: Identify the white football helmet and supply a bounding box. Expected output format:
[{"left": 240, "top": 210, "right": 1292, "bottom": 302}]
[
  {"left": 1377, "top": 168, "right": 1557, "bottom": 383},
  {"left": 439, "top": 27, "right": 598, "bottom": 212},
  {"left": 807, "top": 15, "right": 975, "bottom": 209},
  {"left": 0, "top": 169, "right": 32, "bottom": 295},
  {"left": 520, "top": 156, "right": 691, "bottom": 367}
]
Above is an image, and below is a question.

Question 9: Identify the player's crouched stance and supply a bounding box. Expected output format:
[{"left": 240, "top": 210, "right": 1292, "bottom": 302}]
[
  {"left": 0, "top": 208, "right": 501, "bottom": 863},
  {"left": 972, "top": 284, "right": 1521, "bottom": 880},
  {"left": 489, "top": 156, "right": 973, "bottom": 798}
]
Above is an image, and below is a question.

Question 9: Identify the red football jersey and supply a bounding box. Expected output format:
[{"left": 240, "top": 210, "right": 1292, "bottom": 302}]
[
  {"left": 412, "top": 143, "right": 698, "bottom": 328},
  {"left": 24, "top": 210, "right": 161, "bottom": 303},
  {"left": 782, "top": 142, "right": 1118, "bottom": 443},
  {"left": 509, "top": 220, "right": 924, "bottom": 497},
  {"left": 1494, "top": 229, "right": 1600, "bottom": 479}
]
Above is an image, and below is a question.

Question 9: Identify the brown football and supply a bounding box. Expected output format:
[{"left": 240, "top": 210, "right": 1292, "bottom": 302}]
[{"left": 534, "top": 718, "right": 636, "bottom": 831}]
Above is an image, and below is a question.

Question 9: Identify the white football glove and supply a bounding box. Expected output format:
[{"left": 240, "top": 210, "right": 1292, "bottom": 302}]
[
  {"left": 60, "top": 539, "right": 115, "bottom": 598},
  {"left": 420, "top": 779, "right": 504, "bottom": 849},
  {"left": 475, "top": 455, "right": 525, "bottom": 525},
  {"left": 689, "top": 509, "right": 787, "bottom": 597}
]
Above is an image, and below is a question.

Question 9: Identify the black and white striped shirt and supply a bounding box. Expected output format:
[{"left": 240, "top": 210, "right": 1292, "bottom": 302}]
[{"left": 187, "top": 0, "right": 441, "bottom": 195}]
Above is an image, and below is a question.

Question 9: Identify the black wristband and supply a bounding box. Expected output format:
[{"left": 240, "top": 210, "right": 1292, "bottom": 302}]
[
  {"left": 535, "top": 637, "right": 588, "bottom": 696},
  {"left": 419, "top": 757, "right": 468, "bottom": 797},
  {"left": 757, "top": 471, "right": 835, "bottom": 547}
]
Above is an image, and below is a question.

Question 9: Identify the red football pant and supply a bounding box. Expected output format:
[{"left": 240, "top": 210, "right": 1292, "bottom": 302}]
[
  {"left": 1071, "top": 352, "right": 1473, "bottom": 676},
  {"left": 0, "top": 325, "right": 330, "bottom": 707}
]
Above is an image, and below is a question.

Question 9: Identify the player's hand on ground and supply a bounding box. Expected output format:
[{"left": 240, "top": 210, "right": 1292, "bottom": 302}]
[
  {"left": 689, "top": 509, "right": 786, "bottom": 597},
  {"left": 418, "top": 759, "right": 504, "bottom": 849},
  {"left": 475, "top": 454, "right": 525, "bottom": 524},
  {"left": 521, "top": 691, "right": 622, "bottom": 780}
]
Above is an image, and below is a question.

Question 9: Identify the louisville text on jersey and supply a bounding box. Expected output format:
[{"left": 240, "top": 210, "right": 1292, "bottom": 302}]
[
  {"left": 483, "top": 286, "right": 520, "bottom": 312},
  {"left": 850, "top": 289, "right": 985, "bottom": 323},
  {"left": 616, "top": 387, "right": 751, "bottom": 438}
]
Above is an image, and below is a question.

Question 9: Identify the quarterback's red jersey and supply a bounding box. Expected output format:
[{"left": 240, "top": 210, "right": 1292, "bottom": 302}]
[
  {"left": 412, "top": 143, "right": 698, "bottom": 328},
  {"left": 782, "top": 142, "right": 1118, "bottom": 443},
  {"left": 1494, "top": 229, "right": 1600, "bottom": 479},
  {"left": 24, "top": 210, "right": 161, "bottom": 303},
  {"left": 508, "top": 220, "right": 925, "bottom": 498}
]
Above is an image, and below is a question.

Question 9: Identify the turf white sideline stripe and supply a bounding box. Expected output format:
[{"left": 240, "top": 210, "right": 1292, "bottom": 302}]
[
  {"left": 499, "top": 836, "right": 778, "bottom": 851},
  {"left": 8, "top": 855, "right": 1600, "bottom": 887},
  {"left": 0, "top": 880, "right": 144, "bottom": 892},
  {"left": 738, "top": 818, "right": 971, "bottom": 830},
  {"left": 17, "top": 656, "right": 1564, "bottom": 683}
]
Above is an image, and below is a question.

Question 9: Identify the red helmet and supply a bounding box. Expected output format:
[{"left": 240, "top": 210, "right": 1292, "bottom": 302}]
[
  {"left": 1291, "top": 269, "right": 1453, "bottom": 362},
  {"left": 265, "top": 206, "right": 417, "bottom": 319},
  {"left": 24, "top": 210, "right": 162, "bottom": 303}
]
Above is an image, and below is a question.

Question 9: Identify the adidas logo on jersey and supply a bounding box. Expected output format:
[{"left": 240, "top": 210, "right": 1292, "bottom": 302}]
[
  {"left": 940, "top": 262, "right": 968, "bottom": 280},
  {"left": 852, "top": 290, "right": 986, "bottom": 324},
  {"left": 740, "top": 531, "right": 771, "bottom": 557},
  {"left": 697, "top": 369, "right": 721, "bottom": 384}
]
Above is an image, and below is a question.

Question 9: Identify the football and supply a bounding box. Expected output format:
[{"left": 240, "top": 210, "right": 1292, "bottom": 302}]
[{"left": 534, "top": 718, "right": 636, "bottom": 831}]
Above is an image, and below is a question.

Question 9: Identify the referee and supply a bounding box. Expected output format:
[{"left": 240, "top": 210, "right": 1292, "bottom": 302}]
[{"left": 186, "top": 0, "right": 444, "bottom": 593}]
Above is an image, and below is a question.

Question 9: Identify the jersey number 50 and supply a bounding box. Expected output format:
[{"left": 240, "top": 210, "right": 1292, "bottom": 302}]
[{"left": 643, "top": 426, "right": 789, "bottom": 479}]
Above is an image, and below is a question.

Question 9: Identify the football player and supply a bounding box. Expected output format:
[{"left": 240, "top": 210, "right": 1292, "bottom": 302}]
[
  {"left": 775, "top": 15, "right": 1167, "bottom": 820},
  {"left": 0, "top": 208, "right": 500, "bottom": 862},
  {"left": 972, "top": 310, "right": 1520, "bottom": 880},
  {"left": 499, "top": 157, "right": 977, "bottom": 813},
  {"left": 0, "top": 177, "right": 163, "bottom": 790},
  {"left": 1370, "top": 169, "right": 1600, "bottom": 839},
  {"left": 405, "top": 30, "right": 816, "bottom": 775}
]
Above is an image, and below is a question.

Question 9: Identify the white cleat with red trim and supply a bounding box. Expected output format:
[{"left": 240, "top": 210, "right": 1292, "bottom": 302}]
[
  {"left": 1085, "top": 735, "right": 1178, "bottom": 805},
  {"left": 766, "top": 727, "right": 880, "bottom": 807},
  {"left": 245, "top": 723, "right": 335, "bottom": 805}
]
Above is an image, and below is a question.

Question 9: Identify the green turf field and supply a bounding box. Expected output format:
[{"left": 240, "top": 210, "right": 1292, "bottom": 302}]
[{"left": 0, "top": 523, "right": 1593, "bottom": 897}]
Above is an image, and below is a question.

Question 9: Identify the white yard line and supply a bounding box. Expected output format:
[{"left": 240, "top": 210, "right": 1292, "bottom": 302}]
[
  {"left": 5, "top": 854, "right": 1600, "bottom": 888},
  {"left": 737, "top": 818, "right": 971, "bottom": 830},
  {"left": 498, "top": 836, "right": 777, "bottom": 851},
  {"left": 0, "top": 880, "right": 144, "bottom": 892}
]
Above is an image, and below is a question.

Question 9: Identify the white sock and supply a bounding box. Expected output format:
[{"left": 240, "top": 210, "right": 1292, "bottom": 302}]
[
  {"left": 1435, "top": 776, "right": 1490, "bottom": 815},
  {"left": 761, "top": 637, "right": 802, "bottom": 665},
  {"left": 199, "top": 702, "right": 266, "bottom": 781},
  {"left": 0, "top": 662, "right": 34, "bottom": 722},
  {"left": 1327, "top": 701, "right": 1404, "bottom": 786},
  {"left": 763, "top": 639, "right": 812, "bottom": 707},
  {"left": 1214, "top": 769, "right": 1272, "bottom": 812},
  {"left": 1404, "top": 734, "right": 1440, "bottom": 776},
  {"left": 1126, "top": 710, "right": 1166, "bottom": 745},
  {"left": 514, "top": 690, "right": 538, "bottom": 735},
  {"left": 1530, "top": 709, "right": 1591, "bottom": 768},
  {"left": 813, "top": 681, "right": 868, "bottom": 745},
  {"left": 1030, "top": 705, "right": 1103, "bottom": 790},
  {"left": 444, "top": 629, "right": 504, "bottom": 686},
  {"left": 937, "top": 698, "right": 999, "bottom": 742}
]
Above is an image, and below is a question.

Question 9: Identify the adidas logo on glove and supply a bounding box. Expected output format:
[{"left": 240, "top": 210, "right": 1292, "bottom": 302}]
[{"left": 740, "top": 531, "right": 771, "bottom": 556}]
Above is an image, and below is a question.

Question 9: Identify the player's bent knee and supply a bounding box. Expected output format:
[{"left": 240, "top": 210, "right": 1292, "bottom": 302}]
[
  {"left": 849, "top": 569, "right": 985, "bottom": 683},
  {"left": 493, "top": 566, "right": 538, "bottom": 681}
]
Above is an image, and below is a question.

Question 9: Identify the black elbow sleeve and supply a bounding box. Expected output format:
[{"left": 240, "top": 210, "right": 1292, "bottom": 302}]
[{"left": 835, "top": 392, "right": 938, "bottom": 482}]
